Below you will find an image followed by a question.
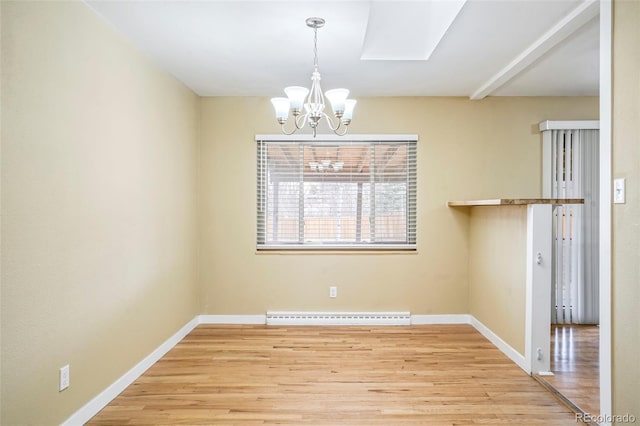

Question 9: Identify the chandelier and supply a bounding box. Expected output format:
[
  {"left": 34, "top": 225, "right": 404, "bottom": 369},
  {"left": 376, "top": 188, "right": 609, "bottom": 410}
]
[
  {"left": 271, "top": 17, "right": 356, "bottom": 138},
  {"left": 309, "top": 159, "right": 343, "bottom": 173}
]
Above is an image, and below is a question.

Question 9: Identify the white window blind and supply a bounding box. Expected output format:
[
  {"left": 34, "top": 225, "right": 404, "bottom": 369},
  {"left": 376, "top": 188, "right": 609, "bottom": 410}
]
[{"left": 256, "top": 135, "right": 417, "bottom": 250}]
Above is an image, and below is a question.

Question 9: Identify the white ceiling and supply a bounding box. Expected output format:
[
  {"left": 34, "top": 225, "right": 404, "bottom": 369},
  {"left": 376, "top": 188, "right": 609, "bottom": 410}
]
[{"left": 84, "top": 0, "right": 600, "bottom": 98}]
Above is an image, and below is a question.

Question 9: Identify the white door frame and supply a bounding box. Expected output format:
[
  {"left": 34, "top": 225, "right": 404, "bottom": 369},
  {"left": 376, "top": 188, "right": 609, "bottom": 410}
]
[
  {"left": 598, "top": 0, "right": 612, "bottom": 421},
  {"left": 524, "top": 2, "right": 611, "bottom": 419}
]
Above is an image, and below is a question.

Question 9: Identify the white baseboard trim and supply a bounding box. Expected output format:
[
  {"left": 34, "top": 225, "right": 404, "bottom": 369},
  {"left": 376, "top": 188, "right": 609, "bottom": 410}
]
[
  {"left": 198, "top": 314, "right": 266, "bottom": 324},
  {"left": 411, "top": 315, "right": 528, "bottom": 374},
  {"left": 469, "top": 316, "right": 529, "bottom": 374},
  {"left": 61, "top": 316, "right": 200, "bottom": 426},
  {"left": 411, "top": 314, "right": 471, "bottom": 325}
]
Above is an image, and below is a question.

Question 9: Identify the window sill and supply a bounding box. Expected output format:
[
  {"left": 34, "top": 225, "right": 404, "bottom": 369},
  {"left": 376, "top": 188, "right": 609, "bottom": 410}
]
[{"left": 255, "top": 247, "right": 418, "bottom": 255}]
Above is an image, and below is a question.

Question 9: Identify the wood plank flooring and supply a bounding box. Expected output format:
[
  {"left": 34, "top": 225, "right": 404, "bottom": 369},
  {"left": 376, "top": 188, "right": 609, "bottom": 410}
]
[
  {"left": 88, "top": 325, "right": 582, "bottom": 425},
  {"left": 540, "top": 325, "right": 600, "bottom": 417}
]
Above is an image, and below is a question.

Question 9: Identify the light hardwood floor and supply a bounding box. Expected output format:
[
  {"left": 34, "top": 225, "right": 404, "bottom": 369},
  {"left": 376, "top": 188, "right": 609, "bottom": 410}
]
[
  {"left": 88, "top": 325, "right": 583, "bottom": 425},
  {"left": 539, "top": 325, "right": 600, "bottom": 417}
]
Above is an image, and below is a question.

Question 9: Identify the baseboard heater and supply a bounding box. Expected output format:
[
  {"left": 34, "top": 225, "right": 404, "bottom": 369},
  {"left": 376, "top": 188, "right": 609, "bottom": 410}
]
[{"left": 266, "top": 311, "right": 411, "bottom": 326}]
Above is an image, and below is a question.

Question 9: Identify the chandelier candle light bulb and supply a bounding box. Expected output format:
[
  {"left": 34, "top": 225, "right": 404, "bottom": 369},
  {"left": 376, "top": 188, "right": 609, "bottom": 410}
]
[{"left": 271, "top": 17, "right": 356, "bottom": 137}]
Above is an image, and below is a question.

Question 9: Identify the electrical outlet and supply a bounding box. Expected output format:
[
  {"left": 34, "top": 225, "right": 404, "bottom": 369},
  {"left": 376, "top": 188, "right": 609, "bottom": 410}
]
[
  {"left": 329, "top": 286, "right": 337, "bottom": 298},
  {"left": 59, "top": 365, "right": 70, "bottom": 391}
]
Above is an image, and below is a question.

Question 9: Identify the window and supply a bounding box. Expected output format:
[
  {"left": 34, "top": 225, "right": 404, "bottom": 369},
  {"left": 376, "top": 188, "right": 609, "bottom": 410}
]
[{"left": 256, "top": 135, "right": 417, "bottom": 250}]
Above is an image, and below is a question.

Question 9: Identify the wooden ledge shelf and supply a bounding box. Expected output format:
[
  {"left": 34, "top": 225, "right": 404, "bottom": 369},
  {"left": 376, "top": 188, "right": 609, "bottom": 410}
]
[{"left": 448, "top": 198, "right": 584, "bottom": 207}]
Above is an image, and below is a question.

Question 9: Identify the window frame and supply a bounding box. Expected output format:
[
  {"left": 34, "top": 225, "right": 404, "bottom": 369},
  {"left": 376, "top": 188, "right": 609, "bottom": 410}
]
[{"left": 256, "top": 134, "right": 418, "bottom": 251}]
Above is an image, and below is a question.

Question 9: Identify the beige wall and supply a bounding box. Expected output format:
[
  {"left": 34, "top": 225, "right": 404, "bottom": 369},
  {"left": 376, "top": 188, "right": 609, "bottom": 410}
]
[
  {"left": 468, "top": 206, "right": 528, "bottom": 355},
  {"left": 200, "top": 97, "right": 598, "bottom": 315},
  {"left": 1, "top": 2, "right": 200, "bottom": 424},
  {"left": 0, "top": 1, "right": 611, "bottom": 423},
  {"left": 612, "top": 0, "right": 640, "bottom": 421}
]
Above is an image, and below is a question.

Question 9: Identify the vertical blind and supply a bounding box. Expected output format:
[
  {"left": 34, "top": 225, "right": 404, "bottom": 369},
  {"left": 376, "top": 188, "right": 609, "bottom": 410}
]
[
  {"left": 549, "top": 129, "right": 599, "bottom": 324},
  {"left": 256, "top": 136, "right": 417, "bottom": 249}
]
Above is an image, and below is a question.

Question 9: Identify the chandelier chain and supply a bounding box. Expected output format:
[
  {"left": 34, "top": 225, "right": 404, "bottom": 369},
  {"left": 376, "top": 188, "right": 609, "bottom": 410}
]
[{"left": 313, "top": 26, "right": 319, "bottom": 69}]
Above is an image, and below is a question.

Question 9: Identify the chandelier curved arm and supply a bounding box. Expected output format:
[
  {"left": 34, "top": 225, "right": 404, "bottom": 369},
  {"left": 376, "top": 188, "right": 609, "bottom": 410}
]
[
  {"left": 332, "top": 123, "right": 349, "bottom": 136},
  {"left": 294, "top": 113, "right": 307, "bottom": 129},
  {"left": 279, "top": 112, "right": 309, "bottom": 135},
  {"left": 279, "top": 123, "right": 298, "bottom": 136},
  {"left": 321, "top": 112, "right": 349, "bottom": 136}
]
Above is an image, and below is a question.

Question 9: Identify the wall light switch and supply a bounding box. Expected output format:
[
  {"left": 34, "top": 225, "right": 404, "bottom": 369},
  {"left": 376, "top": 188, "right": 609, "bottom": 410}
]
[{"left": 614, "top": 178, "right": 626, "bottom": 204}]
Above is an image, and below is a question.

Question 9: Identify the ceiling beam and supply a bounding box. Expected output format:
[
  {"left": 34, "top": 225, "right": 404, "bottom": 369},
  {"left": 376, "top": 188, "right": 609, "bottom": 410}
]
[{"left": 469, "top": 0, "right": 599, "bottom": 100}]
